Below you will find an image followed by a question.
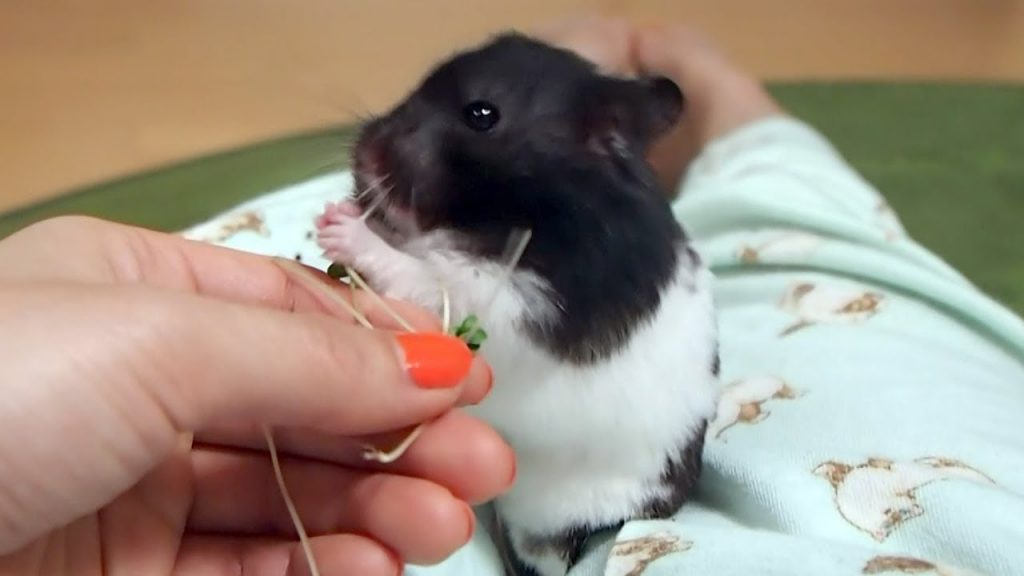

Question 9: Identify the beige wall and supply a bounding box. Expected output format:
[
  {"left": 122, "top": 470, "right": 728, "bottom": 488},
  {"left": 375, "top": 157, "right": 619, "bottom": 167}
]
[{"left": 2, "top": 0, "right": 1023, "bottom": 213}]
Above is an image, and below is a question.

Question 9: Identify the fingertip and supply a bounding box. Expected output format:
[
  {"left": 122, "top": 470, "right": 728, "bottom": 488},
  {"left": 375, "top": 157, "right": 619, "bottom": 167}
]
[
  {"left": 405, "top": 484, "right": 476, "bottom": 564},
  {"left": 462, "top": 501, "right": 477, "bottom": 546},
  {"left": 443, "top": 414, "right": 517, "bottom": 501},
  {"left": 349, "top": 410, "right": 515, "bottom": 505},
  {"left": 395, "top": 332, "right": 473, "bottom": 390},
  {"left": 458, "top": 358, "right": 493, "bottom": 406},
  {"left": 287, "top": 534, "right": 400, "bottom": 576}
]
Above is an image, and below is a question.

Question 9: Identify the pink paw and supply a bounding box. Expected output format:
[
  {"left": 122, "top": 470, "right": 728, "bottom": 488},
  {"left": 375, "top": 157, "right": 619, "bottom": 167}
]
[
  {"left": 316, "top": 201, "right": 379, "bottom": 265},
  {"left": 315, "top": 200, "right": 361, "bottom": 230}
]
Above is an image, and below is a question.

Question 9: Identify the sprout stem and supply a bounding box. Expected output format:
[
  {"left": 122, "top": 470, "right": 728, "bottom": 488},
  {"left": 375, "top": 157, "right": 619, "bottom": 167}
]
[{"left": 263, "top": 424, "right": 321, "bottom": 576}]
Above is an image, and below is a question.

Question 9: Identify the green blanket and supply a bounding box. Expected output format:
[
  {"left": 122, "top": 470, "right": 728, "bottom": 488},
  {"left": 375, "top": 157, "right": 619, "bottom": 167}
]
[{"left": 1, "top": 83, "right": 1021, "bottom": 314}]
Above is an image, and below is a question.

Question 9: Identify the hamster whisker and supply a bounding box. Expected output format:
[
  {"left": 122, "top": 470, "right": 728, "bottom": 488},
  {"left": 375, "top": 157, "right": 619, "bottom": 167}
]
[
  {"left": 481, "top": 228, "right": 533, "bottom": 318},
  {"left": 360, "top": 184, "right": 394, "bottom": 222},
  {"left": 270, "top": 138, "right": 354, "bottom": 184},
  {"left": 350, "top": 111, "right": 379, "bottom": 127},
  {"left": 354, "top": 173, "right": 391, "bottom": 201}
]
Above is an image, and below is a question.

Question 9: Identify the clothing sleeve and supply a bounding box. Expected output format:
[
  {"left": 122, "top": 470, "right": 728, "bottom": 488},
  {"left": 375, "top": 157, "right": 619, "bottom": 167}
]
[
  {"left": 603, "top": 114, "right": 1024, "bottom": 576},
  {"left": 673, "top": 115, "right": 1024, "bottom": 358}
]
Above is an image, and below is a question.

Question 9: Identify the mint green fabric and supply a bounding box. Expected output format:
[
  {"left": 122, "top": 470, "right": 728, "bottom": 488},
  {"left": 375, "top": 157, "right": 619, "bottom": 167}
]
[
  {"left": 182, "top": 115, "right": 1024, "bottom": 576},
  {"left": 652, "top": 116, "right": 1024, "bottom": 576}
]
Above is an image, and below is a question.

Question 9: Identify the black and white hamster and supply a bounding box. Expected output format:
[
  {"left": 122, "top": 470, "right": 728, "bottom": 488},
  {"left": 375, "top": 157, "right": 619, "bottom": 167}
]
[{"left": 316, "top": 32, "right": 719, "bottom": 576}]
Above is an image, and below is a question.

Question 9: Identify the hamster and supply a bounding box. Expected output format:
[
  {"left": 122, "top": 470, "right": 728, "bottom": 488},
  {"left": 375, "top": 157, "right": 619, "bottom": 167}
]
[{"left": 315, "top": 33, "right": 720, "bottom": 576}]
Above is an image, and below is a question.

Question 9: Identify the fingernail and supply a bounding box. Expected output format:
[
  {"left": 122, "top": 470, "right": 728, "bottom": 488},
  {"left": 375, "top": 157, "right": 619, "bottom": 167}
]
[{"left": 396, "top": 333, "right": 473, "bottom": 389}]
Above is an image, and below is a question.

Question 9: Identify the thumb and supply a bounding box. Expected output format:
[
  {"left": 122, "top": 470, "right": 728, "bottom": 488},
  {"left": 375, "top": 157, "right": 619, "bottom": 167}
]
[{"left": 0, "top": 284, "right": 483, "bottom": 553}]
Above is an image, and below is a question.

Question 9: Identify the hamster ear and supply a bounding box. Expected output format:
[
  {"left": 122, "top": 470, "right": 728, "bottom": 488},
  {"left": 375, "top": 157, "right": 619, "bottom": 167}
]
[
  {"left": 641, "top": 76, "right": 685, "bottom": 136},
  {"left": 580, "top": 75, "right": 685, "bottom": 158}
]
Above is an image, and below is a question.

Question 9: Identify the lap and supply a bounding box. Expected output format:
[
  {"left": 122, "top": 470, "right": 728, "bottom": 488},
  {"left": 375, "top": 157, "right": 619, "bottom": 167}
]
[{"left": 184, "top": 117, "right": 1024, "bottom": 576}]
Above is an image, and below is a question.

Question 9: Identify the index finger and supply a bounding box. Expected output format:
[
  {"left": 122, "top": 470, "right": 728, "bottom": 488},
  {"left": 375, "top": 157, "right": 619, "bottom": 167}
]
[{"left": 0, "top": 215, "right": 440, "bottom": 331}]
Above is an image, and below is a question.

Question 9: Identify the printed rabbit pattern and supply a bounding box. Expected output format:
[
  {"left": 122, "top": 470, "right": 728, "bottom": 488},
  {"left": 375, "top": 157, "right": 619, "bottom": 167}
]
[
  {"left": 177, "top": 175, "right": 1014, "bottom": 576},
  {"left": 778, "top": 282, "right": 885, "bottom": 337},
  {"left": 707, "top": 376, "right": 802, "bottom": 440},
  {"left": 862, "top": 555, "right": 979, "bottom": 576},
  {"left": 736, "top": 231, "right": 825, "bottom": 264},
  {"left": 814, "top": 457, "right": 995, "bottom": 542},
  {"left": 605, "top": 532, "right": 692, "bottom": 576}
]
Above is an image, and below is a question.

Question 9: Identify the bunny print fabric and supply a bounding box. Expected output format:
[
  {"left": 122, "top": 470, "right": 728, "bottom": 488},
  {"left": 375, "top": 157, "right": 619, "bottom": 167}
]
[{"left": 184, "top": 116, "right": 1024, "bottom": 576}]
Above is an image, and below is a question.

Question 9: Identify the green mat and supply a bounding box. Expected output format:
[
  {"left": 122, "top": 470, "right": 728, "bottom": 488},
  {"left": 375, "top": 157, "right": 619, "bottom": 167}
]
[{"left": 1, "top": 82, "right": 1021, "bottom": 315}]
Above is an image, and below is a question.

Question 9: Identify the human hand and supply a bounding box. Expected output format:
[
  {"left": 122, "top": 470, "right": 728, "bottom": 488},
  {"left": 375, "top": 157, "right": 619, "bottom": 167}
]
[
  {"left": 633, "top": 23, "right": 782, "bottom": 189},
  {"left": 0, "top": 216, "right": 513, "bottom": 575},
  {"left": 535, "top": 16, "right": 782, "bottom": 194},
  {"left": 533, "top": 14, "right": 637, "bottom": 76}
]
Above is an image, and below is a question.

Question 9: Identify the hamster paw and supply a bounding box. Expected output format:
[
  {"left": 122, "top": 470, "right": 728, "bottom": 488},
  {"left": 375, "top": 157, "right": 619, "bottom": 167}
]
[
  {"left": 314, "top": 200, "right": 361, "bottom": 230},
  {"left": 315, "top": 202, "right": 383, "bottom": 266}
]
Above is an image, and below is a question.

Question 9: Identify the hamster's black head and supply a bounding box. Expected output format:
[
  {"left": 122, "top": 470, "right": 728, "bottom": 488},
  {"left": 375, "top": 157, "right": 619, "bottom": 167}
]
[
  {"left": 353, "top": 32, "right": 691, "bottom": 363},
  {"left": 352, "top": 32, "right": 683, "bottom": 250}
]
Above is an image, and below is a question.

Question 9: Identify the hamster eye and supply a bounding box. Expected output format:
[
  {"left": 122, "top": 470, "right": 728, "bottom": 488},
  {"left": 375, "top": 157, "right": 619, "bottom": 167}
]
[{"left": 463, "top": 101, "right": 500, "bottom": 132}]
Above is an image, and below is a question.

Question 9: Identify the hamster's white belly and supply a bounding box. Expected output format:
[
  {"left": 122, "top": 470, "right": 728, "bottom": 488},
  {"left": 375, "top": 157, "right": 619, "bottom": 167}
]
[{"left": 466, "top": 267, "right": 719, "bottom": 534}]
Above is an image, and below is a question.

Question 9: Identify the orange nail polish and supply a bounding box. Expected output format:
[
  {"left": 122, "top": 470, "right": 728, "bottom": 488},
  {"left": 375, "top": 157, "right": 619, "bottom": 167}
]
[{"left": 396, "top": 333, "right": 473, "bottom": 389}]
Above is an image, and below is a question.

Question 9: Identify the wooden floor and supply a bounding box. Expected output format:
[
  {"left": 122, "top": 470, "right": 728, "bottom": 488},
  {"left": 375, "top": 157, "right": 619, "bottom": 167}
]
[{"left": 2, "top": 0, "right": 1023, "bottom": 213}]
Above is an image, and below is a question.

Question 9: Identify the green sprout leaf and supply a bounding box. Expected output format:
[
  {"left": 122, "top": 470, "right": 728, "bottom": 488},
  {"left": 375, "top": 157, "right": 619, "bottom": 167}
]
[
  {"left": 453, "top": 314, "right": 479, "bottom": 338},
  {"left": 452, "top": 314, "right": 487, "bottom": 351},
  {"left": 465, "top": 328, "right": 488, "bottom": 351}
]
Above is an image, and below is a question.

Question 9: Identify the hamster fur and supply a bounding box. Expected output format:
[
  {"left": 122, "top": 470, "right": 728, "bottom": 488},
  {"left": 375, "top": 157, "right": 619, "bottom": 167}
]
[{"left": 315, "top": 32, "right": 720, "bottom": 576}]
